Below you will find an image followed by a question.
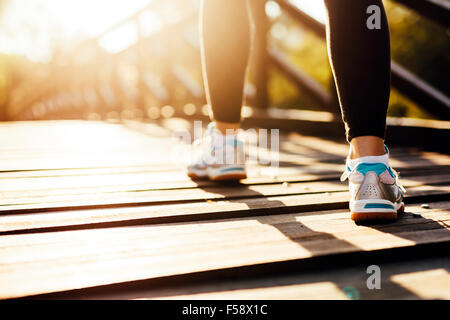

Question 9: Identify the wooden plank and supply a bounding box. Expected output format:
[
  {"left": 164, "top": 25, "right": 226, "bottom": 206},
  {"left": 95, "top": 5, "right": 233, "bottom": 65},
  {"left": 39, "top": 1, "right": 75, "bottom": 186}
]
[
  {"left": 2, "top": 149, "right": 444, "bottom": 178},
  {"left": 0, "top": 186, "right": 449, "bottom": 235},
  {"left": 0, "top": 120, "right": 448, "bottom": 302},
  {"left": 33, "top": 248, "right": 450, "bottom": 300},
  {"left": 0, "top": 121, "right": 447, "bottom": 185},
  {"left": 155, "top": 282, "right": 352, "bottom": 300},
  {"left": 136, "top": 257, "right": 450, "bottom": 300},
  {"left": 390, "top": 268, "right": 450, "bottom": 300},
  {"left": 1, "top": 121, "right": 448, "bottom": 172},
  {"left": 0, "top": 203, "right": 448, "bottom": 299},
  {"left": 1, "top": 152, "right": 447, "bottom": 181},
  {"left": 33, "top": 243, "right": 450, "bottom": 300},
  {"left": 1, "top": 173, "right": 449, "bottom": 215},
  {"left": 2, "top": 149, "right": 447, "bottom": 174},
  {"left": 156, "top": 259, "right": 450, "bottom": 300},
  {"left": 0, "top": 164, "right": 448, "bottom": 202}
]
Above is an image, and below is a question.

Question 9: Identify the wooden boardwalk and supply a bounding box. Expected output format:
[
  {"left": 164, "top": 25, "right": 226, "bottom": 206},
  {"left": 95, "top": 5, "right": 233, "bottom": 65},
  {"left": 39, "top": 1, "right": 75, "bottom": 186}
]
[{"left": 0, "top": 120, "right": 449, "bottom": 300}]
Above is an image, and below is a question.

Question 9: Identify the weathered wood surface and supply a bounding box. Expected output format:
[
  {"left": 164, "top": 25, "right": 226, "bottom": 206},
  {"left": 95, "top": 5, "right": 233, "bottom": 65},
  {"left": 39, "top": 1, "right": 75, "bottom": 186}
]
[
  {"left": 0, "top": 121, "right": 449, "bottom": 300},
  {"left": 142, "top": 255, "right": 450, "bottom": 300}
]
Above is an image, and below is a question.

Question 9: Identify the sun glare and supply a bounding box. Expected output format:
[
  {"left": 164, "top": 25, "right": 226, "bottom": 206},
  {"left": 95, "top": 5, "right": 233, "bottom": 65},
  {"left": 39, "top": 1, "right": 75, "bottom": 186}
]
[
  {"left": 289, "top": 0, "right": 326, "bottom": 22},
  {"left": 0, "top": 0, "right": 325, "bottom": 61},
  {"left": 0, "top": 0, "right": 153, "bottom": 60}
]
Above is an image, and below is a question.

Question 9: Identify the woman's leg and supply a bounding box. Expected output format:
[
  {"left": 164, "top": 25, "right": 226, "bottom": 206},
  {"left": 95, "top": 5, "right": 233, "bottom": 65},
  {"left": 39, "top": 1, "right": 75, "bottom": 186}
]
[
  {"left": 324, "top": 0, "right": 391, "bottom": 158},
  {"left": 188, "top": 1, "right": 250, "bottom": 181},
  {"left": 324, "top": 1, "right": 405, "bottom": 222},
  {"left": 200, "top": 0, "right": 251, "bottom": 133}
]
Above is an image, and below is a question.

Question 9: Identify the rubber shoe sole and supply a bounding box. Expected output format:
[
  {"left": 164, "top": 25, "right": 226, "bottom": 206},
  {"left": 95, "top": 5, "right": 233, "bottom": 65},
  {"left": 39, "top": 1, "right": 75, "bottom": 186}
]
[
  {"left": 209, "top": 172, "right": 247, "bottom": 181},
  {"left": 188, "top": 167, "right": 247, "bottom": 181},
  {"left": 351, "top": 201, "right": 405, "bottom": 222},
  {"left": 187, "top": 167, "right": 208, "bottom": 179},
  {"left": 207, "top": 166, "right": 247, "bottom": 181}
]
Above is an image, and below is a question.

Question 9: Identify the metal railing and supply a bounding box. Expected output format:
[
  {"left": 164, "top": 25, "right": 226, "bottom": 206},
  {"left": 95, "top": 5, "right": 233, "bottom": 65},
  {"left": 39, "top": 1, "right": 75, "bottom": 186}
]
[
  {"left": 7, "top": 0, "right": 450, "bottom": 131},
  {"left": 270, "top": 0, "right": 450, "bottom": 119}
]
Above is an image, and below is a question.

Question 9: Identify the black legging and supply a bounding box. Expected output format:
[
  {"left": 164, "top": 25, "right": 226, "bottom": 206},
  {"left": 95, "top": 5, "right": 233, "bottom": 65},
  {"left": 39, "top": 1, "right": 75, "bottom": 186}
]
[{"left": 200, "top": 0, "right": 391, "bottom": 141}]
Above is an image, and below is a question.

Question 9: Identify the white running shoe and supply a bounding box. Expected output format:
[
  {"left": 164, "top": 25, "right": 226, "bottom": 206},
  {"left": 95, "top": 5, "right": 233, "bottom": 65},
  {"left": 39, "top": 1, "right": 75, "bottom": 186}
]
[
  {"left": 187, "top": 123, "right": 247, "bottom": 181},
  {"left": 341, "top": 148, "right": 406, "bottom": 222}
]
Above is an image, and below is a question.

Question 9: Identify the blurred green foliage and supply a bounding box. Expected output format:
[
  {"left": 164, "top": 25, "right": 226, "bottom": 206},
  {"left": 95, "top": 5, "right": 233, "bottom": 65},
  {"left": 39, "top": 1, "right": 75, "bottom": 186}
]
[{"left": 268, "top": 0, "right": 450, "bottom": 119}]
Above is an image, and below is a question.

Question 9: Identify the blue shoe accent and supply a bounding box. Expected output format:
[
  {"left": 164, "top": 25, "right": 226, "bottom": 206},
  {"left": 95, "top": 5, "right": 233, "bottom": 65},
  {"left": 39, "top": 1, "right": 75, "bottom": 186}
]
[
  {"left": 207, "top": 122, "right": 216, "bottom": 130},
  {"left": 364, "top": 203, "right": 395, "bottom": 210},
  {"left": 225, "top": 139, "right": 241, "bottom": 148},
  {"left": 219, "top": 167, "right": 245, "bottom": 173},
  {"left": 387, "top": 166, "right": 395, "bottom": 178},
  {"left": 398, "top": 191, "right": 404, "bottom": 202},
  {"left": 355, "top": 163, "right": 395, "bottom": 178}
]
